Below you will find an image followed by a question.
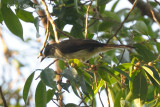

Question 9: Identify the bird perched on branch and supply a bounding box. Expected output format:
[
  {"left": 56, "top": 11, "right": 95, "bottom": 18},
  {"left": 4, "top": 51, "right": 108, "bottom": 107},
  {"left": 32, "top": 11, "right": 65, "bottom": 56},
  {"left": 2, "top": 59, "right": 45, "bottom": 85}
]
[{"left": 41, "top": 39, "right": 133, "bottom": 62}]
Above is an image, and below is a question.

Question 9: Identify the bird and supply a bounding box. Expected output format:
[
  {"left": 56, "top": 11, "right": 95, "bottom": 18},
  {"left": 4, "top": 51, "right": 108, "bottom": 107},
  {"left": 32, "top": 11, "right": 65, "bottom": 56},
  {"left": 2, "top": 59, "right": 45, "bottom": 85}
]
[{"left": 41, "top": 39, "right": 133, "bottom": 62}]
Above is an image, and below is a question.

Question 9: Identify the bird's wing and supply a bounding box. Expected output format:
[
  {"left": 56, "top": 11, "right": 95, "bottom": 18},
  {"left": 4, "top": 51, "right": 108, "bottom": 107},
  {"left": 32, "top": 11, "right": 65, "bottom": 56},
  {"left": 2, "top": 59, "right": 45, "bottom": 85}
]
[{"left": 57, "top": 39, "right": 105, "bottom": 53}]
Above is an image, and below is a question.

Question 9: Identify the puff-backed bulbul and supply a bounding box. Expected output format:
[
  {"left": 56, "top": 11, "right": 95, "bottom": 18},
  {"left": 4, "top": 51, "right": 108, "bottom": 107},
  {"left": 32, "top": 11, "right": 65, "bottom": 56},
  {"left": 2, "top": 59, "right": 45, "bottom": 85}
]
[{"left": 41, "top": 39, "right": 133, "bottom": 62}]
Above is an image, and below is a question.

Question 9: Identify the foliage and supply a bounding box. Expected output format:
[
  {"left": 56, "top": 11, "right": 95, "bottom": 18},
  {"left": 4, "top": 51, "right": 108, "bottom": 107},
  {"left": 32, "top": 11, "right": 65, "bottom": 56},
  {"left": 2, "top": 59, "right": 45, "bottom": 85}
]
[{"left": 0, "top": 0, "right": 160, "bottom": 107}]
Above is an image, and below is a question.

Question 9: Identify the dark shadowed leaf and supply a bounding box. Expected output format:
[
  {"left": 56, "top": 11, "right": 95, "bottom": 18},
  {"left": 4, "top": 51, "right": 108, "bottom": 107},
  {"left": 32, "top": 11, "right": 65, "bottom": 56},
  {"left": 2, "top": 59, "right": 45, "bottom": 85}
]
[
  {"left": 80, "top": 76, "right": 89, "bottom": 98},
  {"left": 40, "top": 68, "right": 56, "bottom": 89},
  {"left": 46, "top": 89, "right": 55, "bottom": 103},
  {"left": 114, "top": 67, "right": 131, "bottom": 80},
  {"left": 134, "top": 44, "right": 156, "bottom": 62},
  {"left": 59, "top": 82, "right": 70, "bottom": 92}
]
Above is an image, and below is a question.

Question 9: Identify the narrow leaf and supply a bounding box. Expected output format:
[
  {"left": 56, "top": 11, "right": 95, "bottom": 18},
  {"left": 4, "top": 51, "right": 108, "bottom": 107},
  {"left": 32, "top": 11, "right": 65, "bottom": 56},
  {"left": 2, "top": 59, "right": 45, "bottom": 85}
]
[
  {"left": 114, "top": 67, "right": 131, "bottom": 80},
  {"left": 94, "top": 79, "right": 104, "bottom": 94},
  {"left": 23, "top": 72, "right": 35, "bottom": 104},
  {"left": 142, "top": 66, "right": 160, "bottom": 85},
  {"left": 80, "top": 76, "right": 89, "bottom": 98}
]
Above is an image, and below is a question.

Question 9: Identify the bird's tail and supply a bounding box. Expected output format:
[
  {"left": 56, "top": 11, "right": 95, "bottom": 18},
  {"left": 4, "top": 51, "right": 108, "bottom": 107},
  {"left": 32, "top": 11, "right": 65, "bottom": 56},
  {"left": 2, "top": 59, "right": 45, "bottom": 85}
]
[{"left": 104, "top": 44, "right": 134, "bottom": 49}]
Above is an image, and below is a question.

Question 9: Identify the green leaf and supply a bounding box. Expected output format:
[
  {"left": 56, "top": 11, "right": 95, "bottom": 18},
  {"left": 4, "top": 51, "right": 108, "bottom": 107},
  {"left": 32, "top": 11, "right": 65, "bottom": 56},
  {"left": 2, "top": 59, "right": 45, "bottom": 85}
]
[
  {"left": 46, "top": 89, "right": 55, "bottom": 103},
  {"left": 69, "top": 59, "right": 84, "bottom": 67},
  {"left": 156, "top": 43, "right": 160, "bottom": 53},
  {"left": 134, "top": 44, "right": 156, "bottom": 62},
  {"left": 98, "top": 66, "right": 121, "bottom": 83},
  {"left": 114, "top": 67, "right": 131, "bottom": 81},
  {"left": 70, "top": 81, "right": 80, "bottom": 98},
  {"left": 15, "top": 9, "right": 34, "bottom": 22},
  {"left": 133, "top": 21, "right": 148, "bottom": 35},
  {"left": 142, "top": 66, "right": 160, "bottom": 85},
  {"left": 128, "top": 71, "right": 148, "bottom": 102},
  {"left": 74, "top": 0, "right": 79, "bottom": 13},
  {"left": 114, "top": 90, "right": 122, "bottom": 107},
  {"left": 71, "top": 24, "right": 84, "bottom": 38},
  {"left": 34, "top": 17, "right": 40, "bottom": 37},
  {"left": 1, "top": 2, "right": 23, "bottom": 39},
  {"left": 0, "top": 10, "right": 3, "bottom": 23},
  {"left": 76, "top": 68, "right": 92, "bottom": 85},
  {"left": 23, "top": 72, "right": 35, "bottom": 104},
  {"left": 58, "top": 60, "right": 66, "bottom": 70},
  {"left": 86, "top": 83, "right": 94, "bottom": 97},
  {"left": 94, "top": 79, "right": 104, "bottom": 94},
  {"left": 80, "top": 76, "right": 89, "bottom": 98},
  {"left": 111, "top": 0, "right": 119, "bottom": 12},
  {"left": 35, "top": 81, "right": 47, "bottom": 107},
  {"left": 99, "top": 11, "right": 120, "bottom": 31},
  {"left": 40, "top": 68, "right": 56, "bottom": 89},
  {"left": 144, "top": 98, "right": 159, "bottom": 107},
  {"left": 61, "top": 68, "right": 79, "bottom": 81},
  {"left": 97, "top": 0, "right": 111, "bottom": 6},
  {"left": 59, "top": 82, "right": 70, "bottom": 92}
]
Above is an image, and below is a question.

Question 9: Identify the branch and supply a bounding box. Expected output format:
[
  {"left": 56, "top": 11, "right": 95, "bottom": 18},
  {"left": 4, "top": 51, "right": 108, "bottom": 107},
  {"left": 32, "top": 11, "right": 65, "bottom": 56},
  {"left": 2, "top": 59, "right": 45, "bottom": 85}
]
[
  {"left": 118, "top": 49, "right": 125, "bottom": 65},
  {"left": 85, "top": 1, "right": 92, "bottom": 39},
  {"left": 93, "top": 71, "right": 104, "bottom": 107},
  {"left": 0, "top": 86, "right": 8, "bottom": 107},
  {"left": 154, "top": 0, "right": 160, "bottom": 5},
  {"left": 150, "top": 9, "right": 160, "bottom": 26},
  {"left": 38, "top": 20, "right": 50, "bottom": 58},
  {"left": 104, "top": 82, "right": 110, "bottom": 107},
  {"left": 40, "top": 0, "right": 59, "bottom": 43},
  {"left": 107, "top": 0, "right": 138, "bottom": 44},
  {"left": 129, "top": 0, "right": 160, "bottom": 24},
  {"left": 56, "top": 28, "right": 74, "bottom": 39}
]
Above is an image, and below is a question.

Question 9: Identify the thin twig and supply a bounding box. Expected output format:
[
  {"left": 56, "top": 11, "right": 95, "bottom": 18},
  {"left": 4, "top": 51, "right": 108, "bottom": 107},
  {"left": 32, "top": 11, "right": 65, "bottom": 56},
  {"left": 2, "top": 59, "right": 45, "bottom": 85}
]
[
  {"left": 77, "top": 87, "right": 88, "bottom": 106},
  {"left": 118, "top": 49, "right": 125, "bottom": 65},
  {"left": 107, "top": 0, "right": 138, "bottom": 44},
  {"left": 52, "top": 99, "right": 60, "bottom": 107},
  {"left": 150, "top": 9, "right": 160, "bottom": 26},
  {"left": 0, "top": 86, "right": 8, "bottom": 107},
  {"left": 104, "top": 82, "right": 110, "bottom": 107},
  {"left": 56, "top": 28, "right": 74, "bottom": 39},
  {"left": 38, "top": 20, "right": 50, "bottom": 58},
  {"left": 85, "top": 1, "right": 92, "bottom": 39},
  {"left": 55, "top": 61, "right": 63, "bottom": 107},
  {"left": 40, "top": 0, "right": 59, "bottom": 43},
  {"left": 46, "top": 59, "right": 59, "bottom": 68},
  {"left": 35, "top": 59, "right": 59, "bottom": 80},
  {"left": 78, "top": 96, "right": 87, "bottom": 106},
  {"left": 154, "top": 0, "right": 160, "bottom": 5},
  {"left": 93, "top": 71, "right": 104, "bottom": 107}
]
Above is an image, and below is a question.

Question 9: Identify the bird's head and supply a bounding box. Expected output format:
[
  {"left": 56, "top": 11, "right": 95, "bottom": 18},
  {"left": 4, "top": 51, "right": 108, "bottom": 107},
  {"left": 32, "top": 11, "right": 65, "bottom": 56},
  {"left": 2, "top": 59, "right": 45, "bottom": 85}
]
[{"left": 41, "top": 43, "right": 56, "bottom": 62}]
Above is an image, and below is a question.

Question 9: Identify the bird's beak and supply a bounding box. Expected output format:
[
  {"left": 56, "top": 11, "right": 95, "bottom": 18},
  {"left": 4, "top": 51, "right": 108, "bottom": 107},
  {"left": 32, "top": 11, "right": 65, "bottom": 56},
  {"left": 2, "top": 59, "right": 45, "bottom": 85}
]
[{"left": 41, "top": 56, "right": 46, "bottom": 62}]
